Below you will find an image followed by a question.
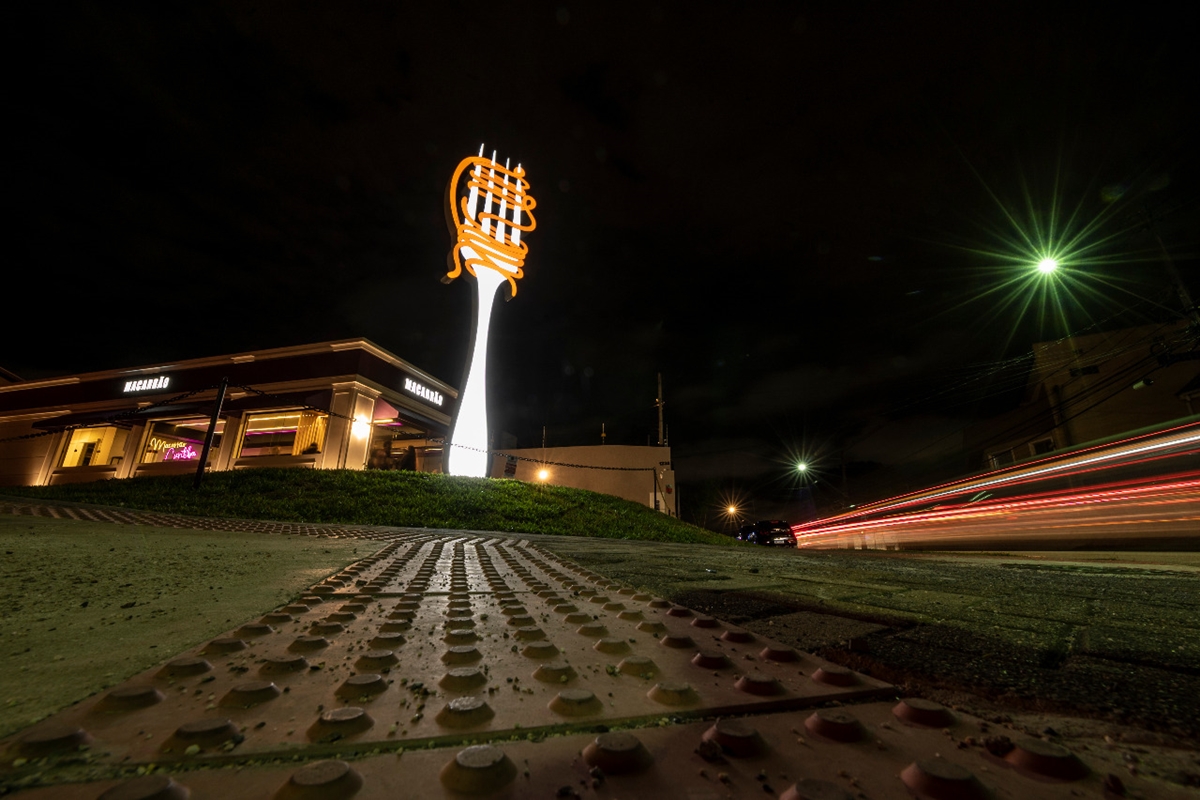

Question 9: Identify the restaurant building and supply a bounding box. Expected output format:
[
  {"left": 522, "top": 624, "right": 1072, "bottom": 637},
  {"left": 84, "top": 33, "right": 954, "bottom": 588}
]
[{"left": 0, "top": 339, "right": 457, "bottom": 486}]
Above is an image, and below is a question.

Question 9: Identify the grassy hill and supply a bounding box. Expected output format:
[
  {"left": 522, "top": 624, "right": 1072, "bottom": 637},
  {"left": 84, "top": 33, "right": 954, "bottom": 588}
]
[{"left": 4, "top": 469, "right": 733, "bottom": 545}]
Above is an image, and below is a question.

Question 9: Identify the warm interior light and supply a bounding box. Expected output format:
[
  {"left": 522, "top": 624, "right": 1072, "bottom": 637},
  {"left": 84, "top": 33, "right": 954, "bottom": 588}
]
[{"left": 537, "top": 468, "right": 549, "bottom": 481}]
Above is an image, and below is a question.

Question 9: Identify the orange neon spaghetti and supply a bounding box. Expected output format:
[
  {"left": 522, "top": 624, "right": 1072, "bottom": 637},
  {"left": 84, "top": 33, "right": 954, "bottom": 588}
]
[{"left": 445, "top": 150, "right": 537, "bottom": 296}]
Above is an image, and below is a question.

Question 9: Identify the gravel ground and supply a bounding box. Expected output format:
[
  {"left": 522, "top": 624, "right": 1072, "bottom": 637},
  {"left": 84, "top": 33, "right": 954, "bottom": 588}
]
[
  {"left": 533, "top": 536, "right": 1200, "bottom": 753},
  {"left": 0, "top": 516, "right": 365, "bottom": 738}
]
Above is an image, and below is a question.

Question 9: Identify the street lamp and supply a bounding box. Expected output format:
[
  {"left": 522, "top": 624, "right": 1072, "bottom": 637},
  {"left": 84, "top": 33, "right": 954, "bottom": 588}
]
[
  {"left": 795, "top": 461, "right": 808, "bottom": 473},
  {"left": 1035, "top": 256, "right": 1059, "bottom": 275}
]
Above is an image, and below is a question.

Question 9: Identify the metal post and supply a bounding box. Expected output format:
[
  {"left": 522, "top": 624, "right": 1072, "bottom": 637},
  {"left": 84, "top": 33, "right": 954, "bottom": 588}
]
[{"left": 193, "top": 377, "right": 228, "bottom": 490}]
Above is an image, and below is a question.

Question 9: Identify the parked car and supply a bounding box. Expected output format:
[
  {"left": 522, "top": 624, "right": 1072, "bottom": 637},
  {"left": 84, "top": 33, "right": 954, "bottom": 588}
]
[{"left": 736, "top": 520, "right": 795, "bottom": 546}]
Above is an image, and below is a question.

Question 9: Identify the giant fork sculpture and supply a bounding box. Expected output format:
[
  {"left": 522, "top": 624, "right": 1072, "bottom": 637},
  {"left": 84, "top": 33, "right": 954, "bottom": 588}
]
[{"left": 444, "top": 146, "right": 537, "bottom": 477}]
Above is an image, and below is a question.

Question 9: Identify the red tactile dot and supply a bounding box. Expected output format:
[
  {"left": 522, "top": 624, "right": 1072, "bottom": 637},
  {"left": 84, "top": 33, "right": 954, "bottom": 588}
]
[
  {"left": 440, "top": 667, "right": 488, "bottom": 691},
  {"left": 760, "top": 645, "right": 799, "bottom": 662},
  {"left": 307, "top": 707, "right": 374, "bottom": 742},
  {"left": 336, "top": 673, "right": 387, "bottom": 700},
  {"left": 899, "top": 759, "right": 987, "bottom": 800},
  {"left": 576, "top": 622, "right": 608, "bottom": 638},
  {"left": 288, "top": 636, "right": 330, "bottom": 652},
  {"left": 532, "top": 662, "right": 577, "bottom": 683},
  {"left": 735, "top": 671, "right": 784, "bottom": 696},
  {"left": 17, "top": 723, "right": 93, "bottom": 756},
  {"left": 666, "top": 606, "right": 693, "bottom": 617},
  {"left": 812, "top": 665, "right": 858, "bottom": 686},
  {"left": 637, "top": 621, "right": 667, "bottom": 635},
  {"left": 442, "top": 646, "right": 482, "bottom": 664},
  {"left": 173, "top": 718, "right": 237, "bottom": 744},
  {"left": 523, "top": 641, "right": 560, "bottom": 659},
  {"left": 702, "top": 718, "right": 768, "bottom": 756},
  {"left": 513, "top": 626, "right": 546, "bottom": 641},
  {"left": 582, "top": 731, "right": 654, "bottom": 773},
  {"left": 370, "top": 632, "right": 406, "bottom": 648},
  {"left": 721, "top": 629, "right": 755, "bottom": 644},
  {"left": 594, "top": 637, "right": 631, "bottom": 654},
  {"left": 220, "top": 681, "right": 281, "bottom": 708},
  {"left": 439, "top": 745, "right": 517, "bottom": 793},
  {"left": 548, "top": 688, "right": 603, "bottom": 716},
  {"left": 97, "top": 686, "right": 164, "bottom": 712},
  {"left": 691, "top": 615, "right": 720, "bottom": 628},
  {"left": 893, "top": 697, "right": 956, "bottom": 727},
  {"left": 660, "top": 634, "right": 695, "bottom": 649},
  {"left": 276, "top": 759, "right": 363, "bottom": 800},
  {"left": 355, "top": 650, "right": 399, "bottom": 671},
  {"left": 1005, "top": 738, "right": 1089, "bottom": 780},
  {"left": 236, "top": 623, "right": 274, "bottom": 637},
  {"left": 260, "top": 655, "right": 309, "bottom": 675},
  {"left": 202, "top": 637, "right": 247, "bottom": 656},
  {"left": 435, "top": 696, "right": 495, "bottom": 728},
  {"left": 647, "top": 681, "right": 699, "bottom": 706},
  {"left": 804, "top": 709, "right": 865, "bottom": 742},
  {"left": 618, "top": 655, "right": 658, "bottom": 678},
  {"left": 96, "top": 775, "right": 189, "bottom": 800},
  {"left": 692, "top": 650, "right": 733, "bottom": 669}
]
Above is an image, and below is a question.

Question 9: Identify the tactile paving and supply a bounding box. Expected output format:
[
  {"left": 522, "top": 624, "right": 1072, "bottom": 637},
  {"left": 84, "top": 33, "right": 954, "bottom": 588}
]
[
  {"left": 4, "top": 523, "right": 1187, "bottom": 799},
  {"left": 9, "top": 699, "right": 1190, "bottom": 798}
]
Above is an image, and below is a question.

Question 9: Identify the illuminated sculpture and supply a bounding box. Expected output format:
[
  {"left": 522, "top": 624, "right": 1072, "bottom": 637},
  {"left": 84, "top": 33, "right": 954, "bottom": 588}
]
[{"left": 444, "top": 146, "right": 537, "bottom": 477}]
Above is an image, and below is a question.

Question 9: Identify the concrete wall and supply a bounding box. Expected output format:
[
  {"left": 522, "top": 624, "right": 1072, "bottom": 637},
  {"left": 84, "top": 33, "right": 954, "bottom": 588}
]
[
  {"left": 0, "top": 419, "right": 58, "bottom": 487},
  {"left": 489, "top": 445, "right": 677, "bottom": 515}
]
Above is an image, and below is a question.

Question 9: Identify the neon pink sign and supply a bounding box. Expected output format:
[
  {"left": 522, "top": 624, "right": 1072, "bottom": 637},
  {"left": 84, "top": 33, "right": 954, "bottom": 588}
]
[{"left": 164, "top": 445, "right": 198, "bottom": 461}]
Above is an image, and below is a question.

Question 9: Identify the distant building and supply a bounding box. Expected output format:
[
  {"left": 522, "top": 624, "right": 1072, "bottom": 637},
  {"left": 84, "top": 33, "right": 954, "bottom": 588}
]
[
  {"left": 0, "top": 340, "right": 456, "bottom": 486},
  {"left": 965, "top": 321, "right": 1199, "bottom": 470},
  {"left": 490, "top": 445, "right": 677, "bottom": 516}
]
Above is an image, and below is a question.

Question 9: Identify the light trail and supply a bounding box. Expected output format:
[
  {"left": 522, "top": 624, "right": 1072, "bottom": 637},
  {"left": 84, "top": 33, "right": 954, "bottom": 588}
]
[{"left": 792, "top": 420, "right": 1200, "bottom": 549}]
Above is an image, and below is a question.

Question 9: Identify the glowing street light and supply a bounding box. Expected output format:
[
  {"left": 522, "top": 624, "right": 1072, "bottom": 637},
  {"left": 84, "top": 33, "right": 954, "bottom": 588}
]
[
  {"left": 537, "top": 469, "right": 549, "bottom": 482},
  {"left": 1036, "top": 256, "right": 1059, "bottom": 275},
  {"left": 796, "top": 461, "right": 808, "bottom": 473},
  {"left": 726, "top": 504, "right": 738, "bottom": 515}
]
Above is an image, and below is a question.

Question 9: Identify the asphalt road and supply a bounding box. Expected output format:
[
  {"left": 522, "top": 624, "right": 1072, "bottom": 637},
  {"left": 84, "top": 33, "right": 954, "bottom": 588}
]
[{"left": 533, "top": 536, "right": 1200, "bottom": 744}]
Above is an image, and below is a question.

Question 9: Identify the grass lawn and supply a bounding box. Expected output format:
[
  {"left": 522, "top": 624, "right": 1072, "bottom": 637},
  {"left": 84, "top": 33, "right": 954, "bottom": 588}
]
[
  {"left": 5, "top": 469, "right": 731, "bottom": 546},
  {"left": 0, "top": 515, "right": 366, "bottom": 737}
]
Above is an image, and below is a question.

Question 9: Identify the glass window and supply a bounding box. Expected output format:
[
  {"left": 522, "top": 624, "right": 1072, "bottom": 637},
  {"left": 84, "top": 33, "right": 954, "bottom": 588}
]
[
  {"left": 60, "top": 426, "right": 129, "bottom": 467},
  {"left": 366, "top": 418, "right": 442, "bottom": 472},
  {"left": 989, "top": 449, "right": 1015, "bottom": 469},
  {"left": 141, "top": 419, "right": 220, "bottom": 463},
  {"left": 239, "top": 411, "right": 327, "bottom": 458},
  {"left": 1031, "top": 439, "right": 1056, "bottom": 455}
]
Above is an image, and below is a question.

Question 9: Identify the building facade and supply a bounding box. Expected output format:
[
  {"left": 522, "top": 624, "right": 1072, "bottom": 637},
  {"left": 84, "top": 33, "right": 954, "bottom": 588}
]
[
  {"left": 965, "top": 321, "right": 1199, "bottom": 470},
  {"left": 489, "top": 445, "right": 677, "bottom": 516},
  {"left": 0, "top": 339, "right": 457, "bottom": 486}
]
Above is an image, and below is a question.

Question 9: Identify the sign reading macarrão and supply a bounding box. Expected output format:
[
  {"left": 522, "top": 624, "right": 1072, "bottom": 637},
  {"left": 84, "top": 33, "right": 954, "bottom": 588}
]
[{"left": 122, "top": 376, "right": 171, "bottom": 393}]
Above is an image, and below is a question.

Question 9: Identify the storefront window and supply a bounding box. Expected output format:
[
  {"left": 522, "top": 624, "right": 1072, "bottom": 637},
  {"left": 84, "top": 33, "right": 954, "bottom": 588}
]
[
  {"left": 141, "top": 419, "right": 220, "bottom": 463},
  {"left": 60, "top": 427, "right": 129, "bottom": 468},
  {"left": 367, "top": 421, "right": 442, "bottom": 472},
  {"left": 239, "top": 411, "right": 327, "bottom": 458}
]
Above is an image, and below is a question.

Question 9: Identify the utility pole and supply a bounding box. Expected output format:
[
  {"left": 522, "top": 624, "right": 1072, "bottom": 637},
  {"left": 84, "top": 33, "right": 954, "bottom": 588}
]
[
  {"left": 655, "top": 373, "right": 665, "bottom": 446},
  {"left": 193, "top": 377, "right": 228, "bottom": 490}
]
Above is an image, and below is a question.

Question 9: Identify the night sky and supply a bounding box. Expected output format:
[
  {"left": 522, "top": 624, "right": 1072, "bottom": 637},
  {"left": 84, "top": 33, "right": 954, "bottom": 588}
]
[{"left": 8, "top": 3, "right": 1197, "bottom": 515}]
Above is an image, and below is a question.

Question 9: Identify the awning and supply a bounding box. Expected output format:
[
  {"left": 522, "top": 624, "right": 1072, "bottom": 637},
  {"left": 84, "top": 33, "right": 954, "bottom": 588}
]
[
  {"left": 223, "top": 390, "right": 334, "bottom": 414},
  {"left": 32, "top": 404, "right": 209, "bottom": 430}
]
